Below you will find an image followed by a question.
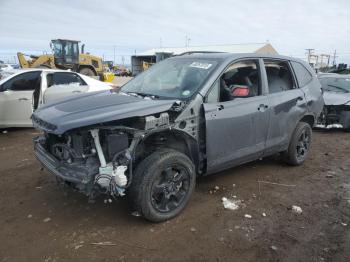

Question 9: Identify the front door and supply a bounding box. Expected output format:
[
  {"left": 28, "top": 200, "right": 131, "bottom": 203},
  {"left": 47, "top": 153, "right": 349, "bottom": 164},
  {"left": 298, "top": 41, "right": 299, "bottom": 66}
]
[
  {"left": 204, "top": 59, "right": 270, "bottom": 174},
  {"left": 0, "top": 71, "right": 41, "bottom": 127}
]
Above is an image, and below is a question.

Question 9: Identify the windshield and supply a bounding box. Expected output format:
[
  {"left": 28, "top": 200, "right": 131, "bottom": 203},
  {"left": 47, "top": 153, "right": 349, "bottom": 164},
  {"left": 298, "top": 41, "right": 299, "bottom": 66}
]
[
  {"left": 320, "top": 77, "right": 350, "bottom": 93},
  {"left": 121, "top": 58, "right": 218, "bottom": 99}
]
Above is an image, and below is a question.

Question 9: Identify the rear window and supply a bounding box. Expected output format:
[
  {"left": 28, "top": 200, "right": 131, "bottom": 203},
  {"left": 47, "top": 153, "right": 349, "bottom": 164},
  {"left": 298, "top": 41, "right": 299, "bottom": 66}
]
[{"left": 291, "top": 61, "right": 312, "bottom": 87}]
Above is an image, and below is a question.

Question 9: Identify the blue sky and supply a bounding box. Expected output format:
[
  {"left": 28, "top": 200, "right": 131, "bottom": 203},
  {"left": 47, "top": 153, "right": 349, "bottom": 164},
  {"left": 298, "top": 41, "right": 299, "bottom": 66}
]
[{"left": 0, "top": 0, "right": 349, "bottom": 65}]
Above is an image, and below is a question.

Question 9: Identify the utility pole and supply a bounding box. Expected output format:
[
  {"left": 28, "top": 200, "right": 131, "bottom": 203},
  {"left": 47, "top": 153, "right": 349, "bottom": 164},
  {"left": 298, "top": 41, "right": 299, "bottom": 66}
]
[
  {"left": 159, "top": 37, "right": 162, "bottom": 48},
  {"left": 113, "top": 45, "right": 116, "bottom": 65},
  {"left": 185, "top": 35, "right": 191, "bottom": 47},
  {"left": 332, "top": 49, "right": 337, "bottom": 66},
  {"left": 305, "top": 48, "right": 314, "bottom": 64}
]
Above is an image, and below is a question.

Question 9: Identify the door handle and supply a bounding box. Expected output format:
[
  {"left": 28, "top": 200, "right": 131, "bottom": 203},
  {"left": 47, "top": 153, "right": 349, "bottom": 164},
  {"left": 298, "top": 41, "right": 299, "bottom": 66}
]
[
  {"left": 297, "top": 96, "right": 304, "bottom": 101},
  {"left": 18, "top": 98, "right": 29, "bottom": 101},
  {"left": 217, "top": 104, "right": 224, "bottom": 111},
  {"left": 72, "top": 90, "right": 82, "bottom": 93}
]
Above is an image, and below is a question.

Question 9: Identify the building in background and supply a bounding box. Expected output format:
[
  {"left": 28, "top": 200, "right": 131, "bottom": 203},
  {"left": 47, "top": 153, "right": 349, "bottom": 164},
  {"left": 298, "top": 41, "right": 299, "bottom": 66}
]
[
  {"left": 131, "top": 42, "right": 278, "bottom": 75},
  {"left": 308, "top": 53, "right": 331, "bottom": 69}
]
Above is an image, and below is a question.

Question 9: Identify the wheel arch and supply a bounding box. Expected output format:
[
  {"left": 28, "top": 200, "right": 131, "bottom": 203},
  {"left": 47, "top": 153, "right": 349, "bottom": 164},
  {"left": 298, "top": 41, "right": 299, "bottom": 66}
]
[
  {"left": 134, "top": 129, "right": 200, "bottom": 171},
  {"left": 299, "top": 114, "right": 315, "bottom": 128}
]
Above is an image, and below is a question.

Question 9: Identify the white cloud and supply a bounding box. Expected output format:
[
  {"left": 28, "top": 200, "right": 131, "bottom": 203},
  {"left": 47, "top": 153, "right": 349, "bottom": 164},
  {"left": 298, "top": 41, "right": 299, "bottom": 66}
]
[{"left": 0, "top": 0, "right": 349, "bottom": 64}]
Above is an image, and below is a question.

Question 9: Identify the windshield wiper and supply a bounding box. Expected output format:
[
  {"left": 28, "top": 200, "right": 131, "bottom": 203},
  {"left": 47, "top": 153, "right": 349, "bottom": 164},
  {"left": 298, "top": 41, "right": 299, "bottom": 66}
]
[
  {"left": 327, "top": 84, "right": 350, "bottom": 93},
  {"left": 125, "top": 91, "right": 160, "bottom": 99}
]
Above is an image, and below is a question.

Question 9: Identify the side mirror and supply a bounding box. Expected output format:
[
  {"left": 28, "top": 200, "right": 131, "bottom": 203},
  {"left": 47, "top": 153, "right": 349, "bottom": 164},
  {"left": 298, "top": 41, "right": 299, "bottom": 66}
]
[{"left": 231, "top": 85, "right": 250, "bottom": 98}]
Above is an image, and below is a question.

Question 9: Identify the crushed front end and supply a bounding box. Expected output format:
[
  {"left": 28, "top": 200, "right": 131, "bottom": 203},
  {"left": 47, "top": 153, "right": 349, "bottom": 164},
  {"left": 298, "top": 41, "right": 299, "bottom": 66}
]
[
  {"left": 32, "top": 100, "right": 192, "bottom": 200},
  {"left": 34, "top": 127, "right": 134, "bottom": 198},
  {"left": 320, "top": 104, "right": 350, "bottom": 129}
]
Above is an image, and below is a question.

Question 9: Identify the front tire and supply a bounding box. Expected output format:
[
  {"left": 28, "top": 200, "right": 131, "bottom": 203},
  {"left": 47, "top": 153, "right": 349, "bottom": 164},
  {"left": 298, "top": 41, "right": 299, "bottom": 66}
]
[
  {"left": 128, "top": 149, "right": 196, "bottom": 222},
  {"left": 283, "top": 122, "right": 312, "bottom": 166},
  {"left": 79, "top": 67, "right": 96, "bottom": 77}
]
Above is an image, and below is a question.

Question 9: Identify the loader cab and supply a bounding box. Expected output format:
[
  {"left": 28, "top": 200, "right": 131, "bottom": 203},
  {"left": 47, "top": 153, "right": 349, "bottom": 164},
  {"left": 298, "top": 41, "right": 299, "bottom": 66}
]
[{"left": 51, "top": 39, "right": 79, "bottom": 68}]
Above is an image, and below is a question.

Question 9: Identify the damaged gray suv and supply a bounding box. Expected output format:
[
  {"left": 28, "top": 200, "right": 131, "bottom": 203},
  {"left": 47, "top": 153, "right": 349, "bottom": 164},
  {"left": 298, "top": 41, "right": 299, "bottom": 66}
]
[{"left": 32, "top": 53, "right": 324, "bottom": 222}]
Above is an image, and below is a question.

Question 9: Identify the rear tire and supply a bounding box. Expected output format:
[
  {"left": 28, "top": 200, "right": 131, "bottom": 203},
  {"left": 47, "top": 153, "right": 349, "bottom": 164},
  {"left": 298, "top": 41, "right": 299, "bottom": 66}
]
[
  {"left": 128, "top": 149, "right": 196, "bottom": 222},
  {"left": 79, "top": 67, "right": 96, "bottom": 76},
  {"left": 283, "top": 122, "right": 312, "bottom": 166}
]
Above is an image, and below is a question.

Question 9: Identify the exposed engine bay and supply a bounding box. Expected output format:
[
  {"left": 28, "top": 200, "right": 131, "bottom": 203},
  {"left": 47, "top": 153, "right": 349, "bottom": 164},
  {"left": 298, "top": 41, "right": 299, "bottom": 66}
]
[{"left": 34, "top": 99, "right": 202, "bottom": 200}]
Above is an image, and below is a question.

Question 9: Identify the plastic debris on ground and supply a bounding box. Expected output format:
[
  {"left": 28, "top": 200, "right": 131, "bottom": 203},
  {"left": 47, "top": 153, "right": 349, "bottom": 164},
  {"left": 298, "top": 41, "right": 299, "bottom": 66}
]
[
  {"left": 244, "top": 214, "right": 252, "bottom": 219},
  {"left": 292, "top": 205, "right": 303, "bottom": 214},
  {"left": 43, "top": 217, "right": 51, "bottom": 223},
  {"left": 74, "top": 244, "right": 83, "bottom": 250},
  {"left": 131, "top": 211, "right": 141, "bottom": 217},
  {"left": 315, "top": 124, "right": 343, "bottom": 129},
  {"left": 222, "top": 197, "right": 241, "bottom": 210}
]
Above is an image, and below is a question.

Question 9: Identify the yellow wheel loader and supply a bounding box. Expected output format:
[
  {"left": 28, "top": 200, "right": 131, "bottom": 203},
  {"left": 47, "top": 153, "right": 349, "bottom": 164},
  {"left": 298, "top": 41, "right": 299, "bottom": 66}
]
[{"left": 17, "top": 39, "right": 114, "bottom": 82}]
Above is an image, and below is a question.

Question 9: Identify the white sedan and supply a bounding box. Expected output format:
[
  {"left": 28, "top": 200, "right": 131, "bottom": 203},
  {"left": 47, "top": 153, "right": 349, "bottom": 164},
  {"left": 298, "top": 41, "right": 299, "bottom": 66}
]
[{"left": 0, "top": 69, "right": 113, "bottom": 128}]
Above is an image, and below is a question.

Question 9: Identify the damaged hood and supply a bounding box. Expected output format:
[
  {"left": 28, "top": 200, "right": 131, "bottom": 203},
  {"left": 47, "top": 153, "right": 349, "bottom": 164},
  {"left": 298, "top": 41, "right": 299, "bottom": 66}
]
[
  {"left": 323, "top": 91, "right": 350, "bottom": 106},
  {"left": 32, "top": 90, "right": 176, "bottom": 134}
]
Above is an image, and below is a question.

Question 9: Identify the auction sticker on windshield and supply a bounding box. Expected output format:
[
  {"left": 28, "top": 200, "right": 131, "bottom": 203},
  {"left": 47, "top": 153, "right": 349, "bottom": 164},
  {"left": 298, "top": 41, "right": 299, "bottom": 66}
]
[
  {"left": 182, "top": 90, "right": 191, "bottom": 96},
  {"left": 189, "top": 62, "right": 212, "bottom": 70}
]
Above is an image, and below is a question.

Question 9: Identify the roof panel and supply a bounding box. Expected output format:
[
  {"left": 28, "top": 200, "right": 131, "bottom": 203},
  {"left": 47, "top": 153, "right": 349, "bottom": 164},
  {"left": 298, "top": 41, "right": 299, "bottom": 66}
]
[{"left": 137, "top": 43, "right": 277, "bottom": 56}]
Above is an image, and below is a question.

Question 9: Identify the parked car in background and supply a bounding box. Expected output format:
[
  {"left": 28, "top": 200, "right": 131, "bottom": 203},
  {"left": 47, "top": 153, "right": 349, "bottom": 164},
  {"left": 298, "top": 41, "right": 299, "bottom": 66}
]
[
  {"left": 0, "top": 69, "right": 113, "bottom": 128},
  {"left": 0, "top": 70, "right": 16, "bottom": 80},
  {"left": 32, "top": 53, "right": 323, "bottom": 222},
  {"left": 0, "top": 64, "right": 19, "bottom": 71},
  {"left": 318, "top": 74, "right": 350, "bottom": 130},
  {"left": 114, "top": 68, "right": 132, "bottom": 77}
]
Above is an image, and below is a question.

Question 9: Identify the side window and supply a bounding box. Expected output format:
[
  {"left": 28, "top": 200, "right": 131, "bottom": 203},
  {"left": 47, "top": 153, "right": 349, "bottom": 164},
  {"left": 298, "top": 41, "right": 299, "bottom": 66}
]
[
  {"left": 291, "top": 61, "right": 312, "bottom": 87},
  {"left": 2, "top": 71, "right": 41, "bottom": 91},
  {"left": 206, "top": 80, "right": 219, "bottom": 103},
  {"left": 264, "top": 60, "right": 295, "bottom": 94},
  {"left": 48, "top": 72, "right": 86, "bottom": 87},
  {"left": 217, "top": 59, "right": 260, "bottom": 102}
]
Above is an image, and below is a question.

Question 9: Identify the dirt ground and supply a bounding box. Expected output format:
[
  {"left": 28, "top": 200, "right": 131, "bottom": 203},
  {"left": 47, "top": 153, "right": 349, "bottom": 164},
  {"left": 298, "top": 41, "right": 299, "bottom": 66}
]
[{"left": 0, "top": 128, "right": 349, "bottom": 262}]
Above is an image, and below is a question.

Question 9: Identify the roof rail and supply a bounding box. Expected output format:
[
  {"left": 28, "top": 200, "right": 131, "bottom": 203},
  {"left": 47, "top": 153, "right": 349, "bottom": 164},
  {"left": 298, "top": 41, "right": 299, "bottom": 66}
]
[{"left": 175, "top": 51, "right": 227, "bottom": 56}]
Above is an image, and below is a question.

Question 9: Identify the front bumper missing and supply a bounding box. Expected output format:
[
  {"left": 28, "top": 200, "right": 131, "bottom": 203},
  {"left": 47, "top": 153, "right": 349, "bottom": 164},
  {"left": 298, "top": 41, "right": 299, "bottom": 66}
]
[{"left": 33, "top": 137, "right": 97, "bottom": 192}]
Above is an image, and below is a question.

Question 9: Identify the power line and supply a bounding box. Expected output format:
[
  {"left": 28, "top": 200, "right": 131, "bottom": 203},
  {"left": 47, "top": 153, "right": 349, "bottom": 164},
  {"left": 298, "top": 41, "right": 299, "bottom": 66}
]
[{"left": 305, "top": 48, "right": 314, "bottom": 63}]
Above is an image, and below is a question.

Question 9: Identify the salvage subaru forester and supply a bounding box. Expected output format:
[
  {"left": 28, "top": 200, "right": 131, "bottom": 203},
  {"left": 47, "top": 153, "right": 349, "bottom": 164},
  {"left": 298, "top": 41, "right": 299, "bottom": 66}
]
[{"left": 32, "top": 53, "right": 324, "bottom": 222}]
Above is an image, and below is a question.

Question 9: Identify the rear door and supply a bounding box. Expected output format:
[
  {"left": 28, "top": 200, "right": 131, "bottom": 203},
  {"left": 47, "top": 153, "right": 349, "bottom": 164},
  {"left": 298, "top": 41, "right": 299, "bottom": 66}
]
[
  {"left": 291, "top": 61, "right": 323, "bottom": 117},
  {"left": 263, "top": 59, "right": 307, "bottom": 155},
  {"left": 204, "top": 59, "right": 270, "bottom": 174},
  {"left": 0, "top": 71, "right": 41, "bottom": 127},
  {"left": 43, "top": 72, "right": 88, "bottom": 103}
]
